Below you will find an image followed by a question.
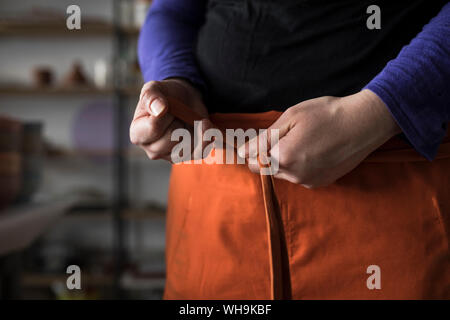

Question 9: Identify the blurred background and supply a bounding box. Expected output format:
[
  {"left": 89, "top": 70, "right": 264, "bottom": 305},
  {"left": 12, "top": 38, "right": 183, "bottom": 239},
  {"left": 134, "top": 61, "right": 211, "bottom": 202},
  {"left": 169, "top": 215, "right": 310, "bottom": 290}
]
[{"left": 0, "top": 0, "right": 171, "bottom": 299}]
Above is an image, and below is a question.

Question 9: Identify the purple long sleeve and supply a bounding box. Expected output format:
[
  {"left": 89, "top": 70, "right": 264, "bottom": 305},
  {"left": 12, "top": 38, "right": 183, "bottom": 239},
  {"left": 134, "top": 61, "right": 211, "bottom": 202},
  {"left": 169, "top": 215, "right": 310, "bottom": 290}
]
[
  {"left": 137, "top": 0, "right": 207, "bottom": 90},
  {"left": 366, "top": 3, "right": 450, "bottom": 160}
]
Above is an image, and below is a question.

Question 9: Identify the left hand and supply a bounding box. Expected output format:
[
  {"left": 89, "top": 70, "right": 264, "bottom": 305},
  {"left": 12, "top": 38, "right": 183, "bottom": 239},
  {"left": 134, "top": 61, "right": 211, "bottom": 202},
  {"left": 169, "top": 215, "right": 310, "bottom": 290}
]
[{"left": 238, "top": 90, "right": 401, "bottom": 188}]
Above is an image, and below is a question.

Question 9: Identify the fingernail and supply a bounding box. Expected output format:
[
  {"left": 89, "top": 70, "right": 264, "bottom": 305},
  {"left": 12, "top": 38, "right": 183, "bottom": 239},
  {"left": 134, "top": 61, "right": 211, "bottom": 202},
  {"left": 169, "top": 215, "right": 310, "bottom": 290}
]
[
  {"left": 237, "top": 145, "right": 246, "bottom": 158},
  {"left": 150, "top": 99, "right": 165, "bottom": 116}
]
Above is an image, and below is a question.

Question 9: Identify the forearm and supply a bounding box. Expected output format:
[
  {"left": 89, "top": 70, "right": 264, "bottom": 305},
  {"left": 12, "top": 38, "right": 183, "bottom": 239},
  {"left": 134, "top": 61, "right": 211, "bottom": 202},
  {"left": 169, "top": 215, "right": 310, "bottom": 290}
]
[
  {"left": 138, "top": 0, "right": 207, "bottom": 91},
  {"left": 365, "top": 2, "right": 450, "bottom": 160}
]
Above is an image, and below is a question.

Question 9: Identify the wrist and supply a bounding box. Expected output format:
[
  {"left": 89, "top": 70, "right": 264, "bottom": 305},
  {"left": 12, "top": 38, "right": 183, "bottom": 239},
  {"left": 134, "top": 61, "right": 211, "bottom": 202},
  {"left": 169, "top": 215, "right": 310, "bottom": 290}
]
[
  {"left": 165, "top": 77, "right": 203, "bottom": 99},
  {"left": 354, "top": 89, "right": 401, "bottom": 139}
]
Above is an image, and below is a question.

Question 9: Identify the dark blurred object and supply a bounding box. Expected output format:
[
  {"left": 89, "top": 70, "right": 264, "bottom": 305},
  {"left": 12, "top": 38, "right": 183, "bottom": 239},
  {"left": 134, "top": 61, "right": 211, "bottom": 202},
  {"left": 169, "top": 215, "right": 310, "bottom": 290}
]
[
  {"left": 63, "top": 62, "right": 89, "bottom": 87},
  {"left": 0, "top": 117, "right": 22, "bottom": 210},
  {"left": 32, "top": 67, "right": 53, "bottom": 87},
  {"left": 16, "top": 122, "right": 43, "bottom": 203},
  {"left": 0, "top": 116, "right": 21, "bottom": 152}
]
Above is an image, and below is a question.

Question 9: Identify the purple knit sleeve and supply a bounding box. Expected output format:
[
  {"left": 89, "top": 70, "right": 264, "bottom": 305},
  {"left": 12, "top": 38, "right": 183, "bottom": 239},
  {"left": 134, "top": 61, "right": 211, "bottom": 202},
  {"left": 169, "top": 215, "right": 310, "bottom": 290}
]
[
  {"left": 137, "top": 0, "right": 207, "bottom": 91},
  {"left": 365, "top": 2, "right": 450, "bottom": 160}
]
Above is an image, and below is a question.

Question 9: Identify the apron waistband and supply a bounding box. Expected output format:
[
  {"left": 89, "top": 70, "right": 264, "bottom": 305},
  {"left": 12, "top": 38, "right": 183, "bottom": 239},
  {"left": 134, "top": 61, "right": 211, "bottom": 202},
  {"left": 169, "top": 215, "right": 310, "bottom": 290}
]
[{"left": 209, "top": 112, "right": 450, "bottom": 162}]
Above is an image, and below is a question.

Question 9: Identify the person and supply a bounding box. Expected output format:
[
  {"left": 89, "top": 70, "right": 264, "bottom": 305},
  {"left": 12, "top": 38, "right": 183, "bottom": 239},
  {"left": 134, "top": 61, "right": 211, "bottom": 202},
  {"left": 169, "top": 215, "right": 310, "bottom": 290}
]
[{"left": 130, "top": 0, "right": 450, "bottom": 299}]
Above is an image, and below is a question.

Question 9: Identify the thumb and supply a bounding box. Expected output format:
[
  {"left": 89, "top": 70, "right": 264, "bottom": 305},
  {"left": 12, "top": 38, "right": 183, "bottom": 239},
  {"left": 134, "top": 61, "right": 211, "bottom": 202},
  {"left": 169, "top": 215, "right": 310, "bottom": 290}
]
[{"left": 148, "top": 98, "right": 167, "bottom": 118}]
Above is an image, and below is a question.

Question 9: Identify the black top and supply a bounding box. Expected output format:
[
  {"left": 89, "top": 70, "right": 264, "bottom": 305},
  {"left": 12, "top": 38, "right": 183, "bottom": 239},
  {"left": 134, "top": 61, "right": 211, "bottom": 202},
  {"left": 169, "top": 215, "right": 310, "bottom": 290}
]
[{"left": 195, "top": 0, "right": 446, "bottom": 113}]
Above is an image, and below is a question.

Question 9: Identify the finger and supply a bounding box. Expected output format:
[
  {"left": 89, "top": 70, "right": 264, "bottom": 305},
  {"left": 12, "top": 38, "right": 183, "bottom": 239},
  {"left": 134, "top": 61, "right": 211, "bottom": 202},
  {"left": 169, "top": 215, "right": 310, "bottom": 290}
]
[
  {"left": 130, "top": 112, "right": 175, "bottom": 145},
  {"left": 142, "top": 146, "right": 173, "bottom": 162},
  {"left": 270, "top": 135, "right": 310, "bottom": 185},
  {"left": 236, "top": 131, "right": 258, "bottom": 159},
  {"left": 237, "top": 114, "right": 292, "bottom": 159},
  {"left": 192, "top": 118, "right": 215, "bottom": 161},
  {"left": 237, "top": 128, "right": 278, "bottom": 160},
  {"left": 142, "top": 148, "right": 161, "bottom": 161},
  {"left": 134, "top": 81, "right": 163, "bottom": 119},
  {"left": 145, "top": 120, "right": 184, "bottom": 156},
  {"left": 131, "top": 81, "right": 176, "bottom": 144},
  {"left": 273, "top": 170, "right": 301, "bottom": 184}
]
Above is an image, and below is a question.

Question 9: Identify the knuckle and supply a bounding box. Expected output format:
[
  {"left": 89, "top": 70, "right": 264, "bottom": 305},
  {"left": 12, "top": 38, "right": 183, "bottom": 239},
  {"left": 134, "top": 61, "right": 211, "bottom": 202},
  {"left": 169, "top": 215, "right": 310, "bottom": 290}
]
[
  {"left": 284, "top": 106, "right": 294, "bottom": 115},
  {"left": 141, "top": 81, "right": 162, "bottom": 99},
  {"left": 284, "top": 106, "right": 297, "bottom": 117},
  {"left": 148, "top": 80, "right": 164, "bottom": 93},
  {"left": 147, "top": 80, "right": 160, "bottom": 89},
  {"left": 130, "top": 123, "right": 164, "bottom": 146},
  {"left": 247, "top": 163, "right": 260, "bottom": 174},
  {"left": 286, "top": 171, "right": 308, "bottom": 185},
  {"left": 145, "top": 150, "right": 159, "bottom": 160},
  {"left": 278, "top": 151, "right": 295, "bottom": 168},
  {"left": 143, "top": 80, "right": 157, "bottom": 89},
  {"left": 289, "top": 175, "right": 302, "bottom": 185},
  {"left": 129, "top": 128, "right": 140, "bottom": 145},
  {"left": 130, "top": 136, "right": 138, "bottom": 145},
  {"left": 147, "top": 142, "right": 167, "bottom": 155}
]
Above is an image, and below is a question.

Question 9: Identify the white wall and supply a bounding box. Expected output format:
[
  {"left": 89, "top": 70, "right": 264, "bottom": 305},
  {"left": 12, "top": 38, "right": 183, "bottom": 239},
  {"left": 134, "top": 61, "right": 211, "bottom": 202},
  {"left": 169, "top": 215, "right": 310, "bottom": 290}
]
[{"left": 0, "top": 0, "right": 171, "bottom": 207}]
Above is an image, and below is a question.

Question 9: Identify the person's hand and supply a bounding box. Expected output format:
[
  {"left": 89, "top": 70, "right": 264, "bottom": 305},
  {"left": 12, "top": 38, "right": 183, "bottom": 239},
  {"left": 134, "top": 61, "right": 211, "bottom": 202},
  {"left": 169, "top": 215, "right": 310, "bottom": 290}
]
[
  {"left": 238, "top": 90, "right": 401, "bottom": 188},
  {"left": 130, "top": 78, "right": 209, "bottom": 162}
]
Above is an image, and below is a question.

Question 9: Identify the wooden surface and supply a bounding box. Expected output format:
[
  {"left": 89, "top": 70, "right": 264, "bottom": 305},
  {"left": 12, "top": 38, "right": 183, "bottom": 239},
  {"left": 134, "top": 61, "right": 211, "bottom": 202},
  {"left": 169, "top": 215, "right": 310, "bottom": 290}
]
[{"left": 0, "top": 196, "right": 79, "bottom": 256}]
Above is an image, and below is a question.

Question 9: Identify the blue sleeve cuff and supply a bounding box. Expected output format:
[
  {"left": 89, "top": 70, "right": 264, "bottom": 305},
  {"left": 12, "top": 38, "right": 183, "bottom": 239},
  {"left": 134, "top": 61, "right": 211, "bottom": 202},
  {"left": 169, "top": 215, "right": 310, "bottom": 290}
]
[{"left": 364, "top": 3, "right": 450, "bottom": 160}]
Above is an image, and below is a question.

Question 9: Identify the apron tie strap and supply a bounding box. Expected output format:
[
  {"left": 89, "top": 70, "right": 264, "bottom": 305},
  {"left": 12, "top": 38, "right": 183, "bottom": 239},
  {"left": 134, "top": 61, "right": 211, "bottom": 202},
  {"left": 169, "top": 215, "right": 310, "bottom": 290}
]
[{"left": 165, "top": 97, "right": 286, "bottom": 300}]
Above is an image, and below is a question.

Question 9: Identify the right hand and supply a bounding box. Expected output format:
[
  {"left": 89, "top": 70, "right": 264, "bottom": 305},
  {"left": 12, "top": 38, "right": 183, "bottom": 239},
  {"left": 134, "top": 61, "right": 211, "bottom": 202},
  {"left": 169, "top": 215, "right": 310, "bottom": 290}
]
[{"left": 129, "top": 78, "right": 209, "bottom": 162}]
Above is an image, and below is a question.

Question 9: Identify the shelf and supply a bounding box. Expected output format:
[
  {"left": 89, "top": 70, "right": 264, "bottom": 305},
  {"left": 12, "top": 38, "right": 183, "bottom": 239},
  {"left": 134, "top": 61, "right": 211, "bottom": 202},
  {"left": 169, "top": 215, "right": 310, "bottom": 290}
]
[
  {"left": 121, "top": 272, "right": 165, "bottom": 291},
  {"left": 22, "top": 271, "right": 165, "bottom": 289},
  {"left": 22, "top": 273, "right": 113, "bottom": 288},
  {"left": 0, "top": 21, "right": 139, "bottom": 37},
  {"left": 45, "top": 147, "right": 147, "bottom": 159},
  {"left": 0, "top": 196, "right": 80, "bottom": 256},
  {"left": 0, "top": 86, "right": 141, "bottom": 96},
  {"left": 66, "top": 208, "right": 166, "bottom": 220}
]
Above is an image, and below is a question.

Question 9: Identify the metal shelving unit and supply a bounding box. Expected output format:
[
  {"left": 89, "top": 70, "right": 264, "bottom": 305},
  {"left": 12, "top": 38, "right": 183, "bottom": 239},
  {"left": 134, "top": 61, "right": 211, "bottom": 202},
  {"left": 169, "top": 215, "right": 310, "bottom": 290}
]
[
  {"left": 111, "top": 0, "right": 129, "bottom": 297},
  {"left": 0, "top": 0, "right": 147, "bottom": 299},
  {"left": 0, "top": 196, "right": 80, "bottom": 299}
]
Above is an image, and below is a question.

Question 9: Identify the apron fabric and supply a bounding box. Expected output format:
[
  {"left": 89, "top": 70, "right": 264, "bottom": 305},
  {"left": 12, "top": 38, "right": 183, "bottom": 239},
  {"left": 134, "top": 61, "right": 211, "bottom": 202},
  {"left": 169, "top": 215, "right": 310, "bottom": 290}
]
[
  {"left": 164, "top": 111, "right": 450, "bottom": 299},
  {"left": 163, "top": 0, "right": 450, "bottom": 299}
]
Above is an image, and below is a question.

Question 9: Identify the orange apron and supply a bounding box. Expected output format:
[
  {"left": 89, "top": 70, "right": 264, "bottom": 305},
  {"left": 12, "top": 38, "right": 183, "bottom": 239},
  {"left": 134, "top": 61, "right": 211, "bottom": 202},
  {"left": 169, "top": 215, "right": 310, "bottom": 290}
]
[{"left": 164, "top": 111, "right": 450, "bottom": 299}]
